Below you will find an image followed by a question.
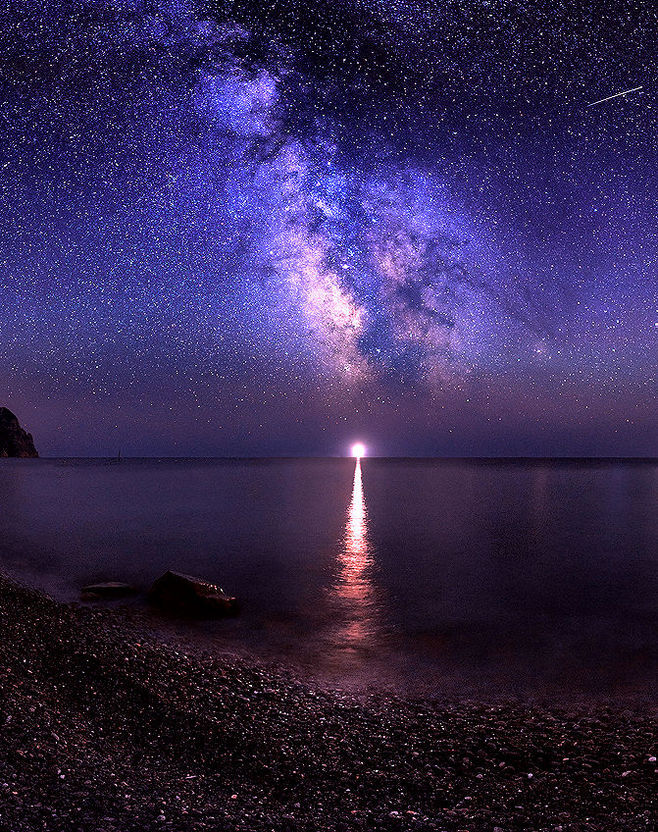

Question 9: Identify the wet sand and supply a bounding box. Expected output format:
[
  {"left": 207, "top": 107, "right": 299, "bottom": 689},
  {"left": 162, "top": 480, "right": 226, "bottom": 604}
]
[{"left": 0, "top": 573, "right": 655, "bottom": 831}]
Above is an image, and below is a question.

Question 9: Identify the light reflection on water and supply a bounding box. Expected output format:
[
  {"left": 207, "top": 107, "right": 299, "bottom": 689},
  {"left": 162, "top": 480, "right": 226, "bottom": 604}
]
[
  {"left": 331, "top": 458, "right": 381, "bottom": 656},
  {"left": 0, "top": 457, "right": 656, "bottom": 696}
]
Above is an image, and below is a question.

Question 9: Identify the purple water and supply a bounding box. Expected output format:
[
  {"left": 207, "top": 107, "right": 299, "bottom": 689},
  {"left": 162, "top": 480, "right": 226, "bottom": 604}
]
[{"left": 1, "top": 457, "right": 656, "bottom": 698}]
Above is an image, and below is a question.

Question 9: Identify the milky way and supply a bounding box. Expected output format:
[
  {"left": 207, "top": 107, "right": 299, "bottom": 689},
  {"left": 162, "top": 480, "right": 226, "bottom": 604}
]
[{"left": 0, "top": 0, "right": 655, "bottom": 455}]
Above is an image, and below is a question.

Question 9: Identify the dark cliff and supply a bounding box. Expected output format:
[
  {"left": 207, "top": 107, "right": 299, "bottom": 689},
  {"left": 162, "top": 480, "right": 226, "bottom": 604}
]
[{"left": 0, "top": 408, "right": 39, "bottom": 458}]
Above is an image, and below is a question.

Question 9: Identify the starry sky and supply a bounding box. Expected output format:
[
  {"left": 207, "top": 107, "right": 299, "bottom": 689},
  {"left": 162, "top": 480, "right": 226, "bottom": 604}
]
[{"left": 0, "top": 0, "right": 655, "bottom": 456}]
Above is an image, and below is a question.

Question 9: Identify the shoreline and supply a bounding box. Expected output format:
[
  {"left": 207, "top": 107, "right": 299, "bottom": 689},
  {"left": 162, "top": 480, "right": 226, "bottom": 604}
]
[
  {"left": 6, "top": 562, "right": 656, "bottom": 706},
  {"left": 1, "top": 573, "right": 656, "bottom": 831},
  {"left": 9, "top": 566, "right": 656, "bottom": 706}
]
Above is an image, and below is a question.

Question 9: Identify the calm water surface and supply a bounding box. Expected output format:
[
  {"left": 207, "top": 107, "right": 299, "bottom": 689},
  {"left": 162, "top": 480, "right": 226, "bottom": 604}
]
[{"left": 1, "top": 457, "right": 656, "bottom": 698}]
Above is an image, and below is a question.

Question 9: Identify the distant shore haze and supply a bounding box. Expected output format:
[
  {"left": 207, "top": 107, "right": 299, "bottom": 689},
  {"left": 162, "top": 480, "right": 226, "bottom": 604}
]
[{"left": 0, "top": 407, "right": 39, "bottom": 458}]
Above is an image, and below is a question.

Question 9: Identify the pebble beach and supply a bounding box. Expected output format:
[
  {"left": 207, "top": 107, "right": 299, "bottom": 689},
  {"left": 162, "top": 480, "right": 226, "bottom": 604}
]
[{"left": 0, "top": 573, "right": 655, "bottom": 832}]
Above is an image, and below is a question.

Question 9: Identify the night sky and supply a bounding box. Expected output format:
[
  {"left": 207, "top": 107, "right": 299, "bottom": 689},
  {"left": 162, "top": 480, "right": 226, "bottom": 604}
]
[{"left": 0, "top": 0, "right": 656, "bottom": 456}]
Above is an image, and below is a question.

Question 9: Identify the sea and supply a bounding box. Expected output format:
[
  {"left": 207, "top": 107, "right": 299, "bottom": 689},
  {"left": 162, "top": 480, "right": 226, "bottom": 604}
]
[{"left": 1, "top": 457, "right": 656, "bottom": 699}]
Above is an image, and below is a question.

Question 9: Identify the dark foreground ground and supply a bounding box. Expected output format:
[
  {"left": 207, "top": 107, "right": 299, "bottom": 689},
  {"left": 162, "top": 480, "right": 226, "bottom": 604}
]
[{"left": 0, "top": 574, "right": 655, "bottom": 832}]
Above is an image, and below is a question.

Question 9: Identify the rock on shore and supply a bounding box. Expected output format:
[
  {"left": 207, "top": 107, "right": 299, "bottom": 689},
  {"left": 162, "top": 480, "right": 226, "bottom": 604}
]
[
  {"left": 0, "top": 573, "right": 655, "bottom": 832},
  {"left": 0, "top": 407, "right": 38, "bottom": 457},
  {"left": 148, "top": 570, "right": 238, "bottom": 617},
  {"left": 81, "top": 582, "right": 137, "bottom": 601}
]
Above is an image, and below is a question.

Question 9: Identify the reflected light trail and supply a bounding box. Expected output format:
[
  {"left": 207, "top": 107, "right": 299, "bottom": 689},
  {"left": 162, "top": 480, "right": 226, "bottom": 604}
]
[
  {"left": 346, "top": 457, "right": 367, "bottom": 557},
  {"left": 332, "top": 457, "right": 380, "bottom": 654}
]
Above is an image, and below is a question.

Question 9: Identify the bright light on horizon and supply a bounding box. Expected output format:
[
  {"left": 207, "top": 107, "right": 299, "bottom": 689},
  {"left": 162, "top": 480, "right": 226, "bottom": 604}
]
[{"left": 351, "top": 442, "right": 366, "bottom": 458}]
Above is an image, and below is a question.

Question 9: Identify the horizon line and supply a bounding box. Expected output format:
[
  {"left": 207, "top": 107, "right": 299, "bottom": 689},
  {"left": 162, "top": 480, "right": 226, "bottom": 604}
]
[{"left": 10, "top": 454, "right": 657, "bottom": 462}]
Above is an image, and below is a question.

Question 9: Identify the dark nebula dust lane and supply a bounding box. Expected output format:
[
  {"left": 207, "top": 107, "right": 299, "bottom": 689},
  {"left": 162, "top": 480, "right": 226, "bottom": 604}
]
[{"left": 0, "top": 0, "right": 655, "bottom": 455}]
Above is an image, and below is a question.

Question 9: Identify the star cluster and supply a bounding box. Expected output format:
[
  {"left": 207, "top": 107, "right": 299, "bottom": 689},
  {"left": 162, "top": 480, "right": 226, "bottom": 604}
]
[{"left": 0, "top": 0, "right": 655, "bottom": 455}]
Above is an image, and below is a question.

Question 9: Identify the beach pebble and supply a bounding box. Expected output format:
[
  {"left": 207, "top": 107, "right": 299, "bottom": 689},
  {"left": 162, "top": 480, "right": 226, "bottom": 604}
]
[{"left": 0, "top": 573, "right": 654, "bottom": 832}]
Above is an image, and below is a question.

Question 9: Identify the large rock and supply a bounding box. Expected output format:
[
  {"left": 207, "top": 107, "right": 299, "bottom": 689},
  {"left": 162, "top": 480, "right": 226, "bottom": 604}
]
[
  {"left": 0, "top": 408, "right": 38, "bottom": 458},
  {"left": 148, "top": 571, "right": 238, "bottom": 618}
]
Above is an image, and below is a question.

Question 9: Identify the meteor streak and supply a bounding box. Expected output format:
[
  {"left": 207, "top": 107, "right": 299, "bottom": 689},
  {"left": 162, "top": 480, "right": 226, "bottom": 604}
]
[{"left": 587, "top": 85, "right": 644, "bottom": 106}]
